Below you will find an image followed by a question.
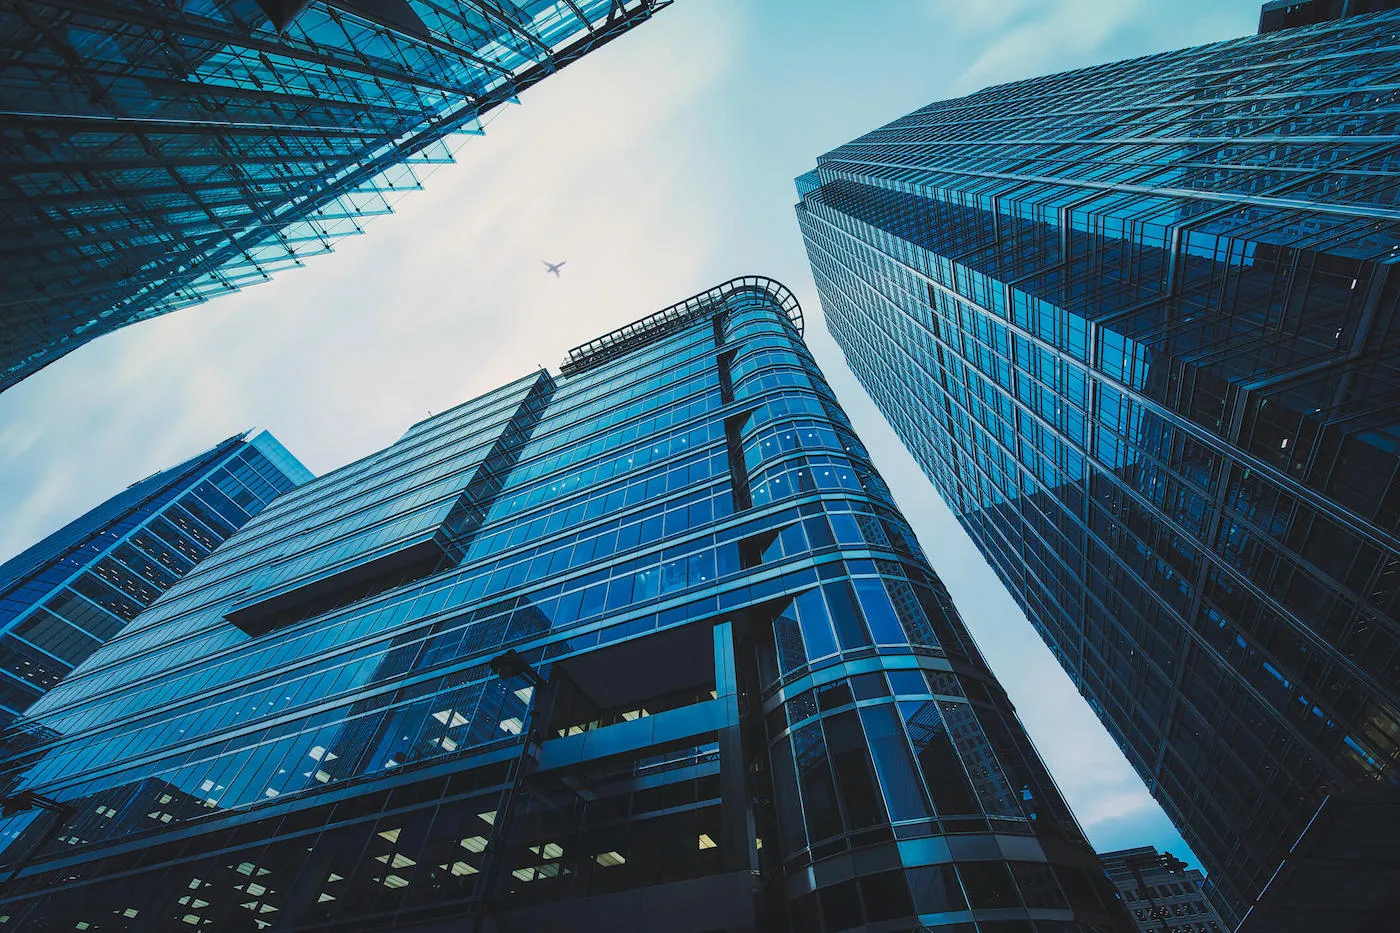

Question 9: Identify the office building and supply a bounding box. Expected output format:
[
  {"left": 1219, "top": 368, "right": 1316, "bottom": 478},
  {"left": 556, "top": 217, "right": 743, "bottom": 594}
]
[
  {"left": 0, "top": 278, "right": 1129, "bottom": 931},
  {"left": 0, "top": 0, "right": 670, "bottom": 391},
  {"left": 1099, "top": 847, "right": 1225, "bottom": 933},
  {"left": 0, "top": 431, "right": 310, "bottom": 727},
  {"left": 1258, "top": 0, "right": 1400, "bottom": 32},
  {"left": 796, "top": 10, "right": 1400, "bottom": 927}
]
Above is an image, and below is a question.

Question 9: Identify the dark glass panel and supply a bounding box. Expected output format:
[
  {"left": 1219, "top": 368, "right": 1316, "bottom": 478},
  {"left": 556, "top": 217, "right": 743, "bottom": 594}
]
[
  {"left": 796, "top": 588, "right": 839, "bottom": 660},
  {"left": 957, "top": 860, "right": 1021, "bottom": 909},
  {"left": 817, "top": 679, "right": 854, "bottom": 712},
  {"left": 818, "top": 879, "right": 863, "bottom": 932},
  {"left": 859, "top": 868, "right": 914, "bottom": 922},
  {"left": 822, "top": 710, "right": 886, "bottom": 830},
  {"left": 1008, "top": 860, "right": 1069, "bottom": 909},
  {"left": 900, "top": 701, "right": 979, "bottom": 815},
  {"left": 793, "top": 722, "right": 843, "bottom": 844},
  {"left": 823, "top": 581, "right": 872, "bottom": 650},
  {"left": 850, "top": 672, "right": 889, "bottom": 700},
  {"left": 908, "top": 864, "right": 968, "bottom": 913},
  {"left": 859, "top": 703, "right": 932, "bottom": 821}
]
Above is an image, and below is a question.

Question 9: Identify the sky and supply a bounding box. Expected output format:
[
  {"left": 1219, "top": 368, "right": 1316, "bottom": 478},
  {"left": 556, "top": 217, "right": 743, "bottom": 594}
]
[{"left": 0, "top": 0, "right": 1266, "bottom": 868}]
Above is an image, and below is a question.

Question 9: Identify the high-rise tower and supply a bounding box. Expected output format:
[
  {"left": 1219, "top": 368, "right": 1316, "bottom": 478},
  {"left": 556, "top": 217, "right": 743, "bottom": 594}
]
[
  {"left": 0, "top": 0, "right": 670, "bottom": 391},
  {"left": 0, "top": 279, "right": 1128, "bottom": 931},
  {"left": 1098, "top": 846, "right": 1226, "bottom": 933},
  {"left": 795, "top": 11, "right": 1400, "bottom": 927},
  {"left": 0, "top": 431, "right": 310, "bottom": 727}
]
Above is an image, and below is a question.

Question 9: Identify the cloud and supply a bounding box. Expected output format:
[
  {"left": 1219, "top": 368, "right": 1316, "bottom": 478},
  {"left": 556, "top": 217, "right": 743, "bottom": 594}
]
[{"left": 943, "top": 0, "right": 1149, "bottom": 95}]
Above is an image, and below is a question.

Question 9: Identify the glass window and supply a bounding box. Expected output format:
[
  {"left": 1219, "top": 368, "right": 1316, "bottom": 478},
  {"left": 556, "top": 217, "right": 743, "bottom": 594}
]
[
  {"left": 859, "top": 869, "right": 914, "bottom": 922},
  {"left": 1009, "top": 860, "right": 1069, "bottom": 909},
  {"left": 849, "top": 672, "right": 888, "bottom": 700},
  {"left": 818, "top": 879, "right": 863, "bottom": 931},
  {"left": 886, "top": 670, "right": 929, "bottom": 697},
  {"left": 958, "top": 861, "right": 1021, "bottom": 909},
  {"left": 770, "top": 735, "right": 806, "bottom": 856},
  {"left": 858, "top": 704, "right": 932, "bottom": 821},
  {"left": 795, "top": 588, "right": 838, "bottom": 661},
  {"left": 822, "top": 710, "right": 886, "bottom": 830},
  {"left": 788, "top": 689, "right": 818, "bottom": 725},
  {"left": 908, "top": 864, "right": 967, "bottom": 914},
  {"left": 900, "top": 701, "right": 979, "bottom": 815},
  {"left": 765, "top": 704, "right": 787, "bottom": 737},
  {"left": 773, "top": 601, "right": 808, "bottom": 675},
  {"left": 817, "top": 680, "right": 854, "bottom": 712},
  {"left": 793, "top": 723, "right": 843, "bottom": 844},
  {"left": 824, "top": 582, "right": 872, "bottom": 650},
  {"left": 853, "top": 578, "right": 907, "bottom": 645}
]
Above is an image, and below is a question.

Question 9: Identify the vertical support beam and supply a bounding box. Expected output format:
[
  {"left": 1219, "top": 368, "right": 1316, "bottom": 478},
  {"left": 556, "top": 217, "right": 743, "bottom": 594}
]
[
  {"left": 723, "top": 410, "right": 753, "bottom": 513},
  {"left": 713, "top": 622, "right": 756, "bottom": 879}
]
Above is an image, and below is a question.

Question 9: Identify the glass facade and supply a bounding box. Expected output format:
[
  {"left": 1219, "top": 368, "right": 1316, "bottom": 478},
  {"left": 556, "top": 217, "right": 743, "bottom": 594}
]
[
  {"left": 0, "top": 432, "right": 311, "bottom": 728},
  {"left": 1258, "top": 0, "right": 1400, "bottom": 34},
  {"left": 0, "top": 0, "right": 669, "bottom": 391},
  {"left": 1099, "top": 847, "right": 1225, "bottom": 933},
  {"left": 0, "top": 278, "right": 1128, "bottom": 931},
  {"left": 795, "top": 11, "right": 1400, "bottom": 926}
]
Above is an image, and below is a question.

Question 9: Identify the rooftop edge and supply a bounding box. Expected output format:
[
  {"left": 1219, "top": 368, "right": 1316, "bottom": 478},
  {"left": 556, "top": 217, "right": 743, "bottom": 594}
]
[{"left": 560, "top": 276, "right": 803, "bottom": 376}]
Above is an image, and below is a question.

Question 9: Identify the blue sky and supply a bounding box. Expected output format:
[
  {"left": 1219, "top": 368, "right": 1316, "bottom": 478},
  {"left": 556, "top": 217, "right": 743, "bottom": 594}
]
[{"left": 0, "top": 0, "right": 1265, "bottom": 867}]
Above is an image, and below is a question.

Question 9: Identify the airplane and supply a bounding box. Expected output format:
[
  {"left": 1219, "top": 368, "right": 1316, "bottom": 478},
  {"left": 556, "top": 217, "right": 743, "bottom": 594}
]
[{"left": 542, "top": 260, "right": 566, "bottom": 277}]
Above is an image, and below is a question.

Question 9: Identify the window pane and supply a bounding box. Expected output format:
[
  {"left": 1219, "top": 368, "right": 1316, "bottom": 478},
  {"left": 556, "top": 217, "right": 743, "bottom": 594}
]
[
  {"left": 858, "top": 704, "right": 931, "bottom": 821},
  {"left": 818, "top": 879, "right": 863, "bottom": 931},
  {"left": 795, "top": 588, "right": 838, "bottom": 660},
  {"left": 1009, "top": 860, "right": 1069, "bottom": 909},
  {"left": 823, "top": 581, "right": 872, "bottom": 650},
  {"left": 822, "top": 710, "right": 886, "bottom": 830},
  {"left": 770, "top": 734, "right": 807, "bottom": 856},
  {"left": 853, "top": 578, "right": 907, "bottom": 645},
  {"left": 900, "top": 700, "right": 979, "bottom": 815},
  {"left": 908, "top": 864, "right": 967, "bottom": 914},
  {"left": 793, "top": 722, "right": 843, "bottom": 843},
  {"left": 860, "top": 869, "right": 914, "bottom": 922},
  {"left": 958, "top": 861, "right": 1021, "bottom": 909}
]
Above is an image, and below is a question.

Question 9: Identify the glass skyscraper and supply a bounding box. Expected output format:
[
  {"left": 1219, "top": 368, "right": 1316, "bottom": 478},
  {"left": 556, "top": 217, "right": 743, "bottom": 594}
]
[
  {"left": 1258, "top": 0, "right": 1400, "bottom": 33},
  {"left": 796, "top": 11, "right": 1400, "bottom": 927},
  {"left": 0, "top": 431, "right": 310, "bottom": 729},
  {"left": 0, "top": 0, "right": 669, "bottom": 391},
  {"left": 0, "top": 278, "right": 1129, "bottom": 931}
]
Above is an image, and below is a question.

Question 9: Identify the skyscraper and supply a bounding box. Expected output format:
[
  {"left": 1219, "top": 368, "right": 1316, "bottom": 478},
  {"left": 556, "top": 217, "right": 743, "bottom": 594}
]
[
  {"left": 1258, "top": 0, "right": 1400, "bottom": 32},
  {"left": 0, "top": 278, "right": 1129, "bottom": 931},
  {"left": 1099, "top": 846, "right": 1226, "bottom": 933},
  {"left": 795, "top": 10, "right": 1400, "bottom": 926},
  {"left": 0, "top": 0, "right": 670, "bottom": 391},
  {"left": 0, "top": 431, "right": 310, "bottom": 728}
]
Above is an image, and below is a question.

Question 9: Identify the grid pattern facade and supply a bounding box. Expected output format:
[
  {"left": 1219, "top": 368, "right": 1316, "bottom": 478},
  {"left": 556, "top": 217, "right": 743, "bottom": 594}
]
[
  {"left": 0, "top": 432, "right": 310, "bottom": 728},
  {"left": 796, "top": 12, "right": 1400, "bottom": 926},
  {"left": 1099, "top": 847, "right": 1225, "bottom": 933},
  {"left": 0, "top": 0, "right": 668, "bottom": 390},
  {"left": 0, "top": 280, "right": 1128, "bottom": 932}
]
